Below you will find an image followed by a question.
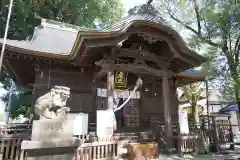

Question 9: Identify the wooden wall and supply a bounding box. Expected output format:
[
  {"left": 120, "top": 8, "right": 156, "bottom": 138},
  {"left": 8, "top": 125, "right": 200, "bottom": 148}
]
[
  {"left": 32, "top": 65, "right": 179, "bottom": 124},
  {"left": 33, "top": 66, "right": 96, "bottom": 121},
  {"left": 140, "top": 79, "right": 178, "bottom": 123}
]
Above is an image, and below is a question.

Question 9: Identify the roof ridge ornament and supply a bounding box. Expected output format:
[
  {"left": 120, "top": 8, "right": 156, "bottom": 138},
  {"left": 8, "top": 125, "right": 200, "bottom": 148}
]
[
  {"left": 127, "top": 0, "right": 158, "bottom": 16},
  {"left": 39, "top": 18, "right": 89, "bottom": 32}
]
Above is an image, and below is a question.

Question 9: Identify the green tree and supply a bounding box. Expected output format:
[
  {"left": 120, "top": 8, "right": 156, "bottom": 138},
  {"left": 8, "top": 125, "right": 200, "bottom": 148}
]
[
  {"left": 179, "top": 82, "right": 203, "bottom": 126},
  {"left": 0, "top": 0, "right": 124, "bottom": 120},
  {"left": 156, "top": 0, "right": 240, "bottom": 127},
  {"left": 0, "top": 70, "right": 33, "bottom": 120}
]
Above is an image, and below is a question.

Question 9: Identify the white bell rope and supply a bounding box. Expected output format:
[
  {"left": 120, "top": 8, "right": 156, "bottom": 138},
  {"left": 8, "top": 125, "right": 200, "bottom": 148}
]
[{"left": 114, "top": 77, "right": 142, "bottom": 112}]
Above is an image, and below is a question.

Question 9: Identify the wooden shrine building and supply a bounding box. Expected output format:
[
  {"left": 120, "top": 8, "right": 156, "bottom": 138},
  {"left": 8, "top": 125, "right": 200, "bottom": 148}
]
[{"left": 0, "top": 3, "right": 206, "bottom": 152}]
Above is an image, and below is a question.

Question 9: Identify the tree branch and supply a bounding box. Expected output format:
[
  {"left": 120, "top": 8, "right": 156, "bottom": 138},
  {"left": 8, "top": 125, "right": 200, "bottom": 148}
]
[
  {"left": 193, "top": 0, "right": 201, "bottom": 35},
  {"left": 168, "top": 12, "right": 220, "bottom": 47},
  {"left": 229, "top": 34, "right": 233, "bottom": 54},
  {"left": 234, "top": 34, "right": 240, "bottom": 65},
  {"left": 169, "top": 12, "right": 198, "bottom": 35}
]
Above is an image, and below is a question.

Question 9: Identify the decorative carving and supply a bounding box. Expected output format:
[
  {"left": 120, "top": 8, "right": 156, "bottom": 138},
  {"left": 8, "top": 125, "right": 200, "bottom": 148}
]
[
  {"left": 130, "top": 43, "right": 149, "bottom": 52},
  {"left": 34, "top": 86, "right": 70, "bottom": 120},
  {"left": 137, "top": 32, "right": 163, "bottom": 44}
]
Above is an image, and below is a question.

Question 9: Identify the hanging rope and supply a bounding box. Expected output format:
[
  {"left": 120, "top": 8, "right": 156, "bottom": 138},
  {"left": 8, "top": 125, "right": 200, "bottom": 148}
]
[
  {"left": 114, "top": 77, "right": 143, "bottom": 112},
  {"left": 0, "top": 0, "right": 14, "bottom": 72}
]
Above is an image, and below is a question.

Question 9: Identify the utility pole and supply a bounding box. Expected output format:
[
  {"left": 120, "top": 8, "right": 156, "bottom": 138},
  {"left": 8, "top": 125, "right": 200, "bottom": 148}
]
[{"left": 0, "top": 0, "right": 14, "bottom": 72}]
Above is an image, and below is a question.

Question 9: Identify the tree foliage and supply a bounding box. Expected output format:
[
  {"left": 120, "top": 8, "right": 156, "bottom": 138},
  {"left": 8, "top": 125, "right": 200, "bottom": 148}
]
[
  {"left": 0, "top": 0, "right": 124, "bottom": 39},
  {"left": 0, "top": 0, "right": 124, "bottom": 120},
  {"left": 0, "top": 71, "right": 33, "bottom": 120},
  {"left": 156, "top": 0, "right": 240, "bottom": 125}
]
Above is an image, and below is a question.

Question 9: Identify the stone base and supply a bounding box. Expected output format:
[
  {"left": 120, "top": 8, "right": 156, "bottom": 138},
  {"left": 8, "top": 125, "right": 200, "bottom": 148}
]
[
  {"left": 21, "top": 139, "right": 80, "bottom": 150},
  {"left": 21, "top": 139, "right": 81, "bottom": 160},
  {"left": 25, "top": 155, "right": 74, "bottom": 160},
  {"left": 31, "top": 119, "right": 73, "bottom": 141}
]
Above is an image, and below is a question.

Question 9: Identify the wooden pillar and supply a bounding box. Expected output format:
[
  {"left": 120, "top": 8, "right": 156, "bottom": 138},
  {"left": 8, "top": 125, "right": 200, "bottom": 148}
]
[
  {"left": 162, "top": 70, "right": 173, "bottom": 152},
  {"left": 107, "top": 71, "right": 115, "bottom": 110},
  {"left": 172, "top": 79, "right": 182, "bottom": 156},
  {"left": 228, "top": 115, "right": 235, "bottom": 150},
  {"left": 212, "top": 116, "right": 220, "bottom": 152},
  {"left": 107, "top": 70, "right": 117, "bottom": 131}
]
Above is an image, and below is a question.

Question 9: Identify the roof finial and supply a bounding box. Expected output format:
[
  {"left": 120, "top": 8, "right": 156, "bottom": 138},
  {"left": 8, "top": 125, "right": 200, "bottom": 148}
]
[
  {"left": 147, "top": 0, "right": 153, "bottom": 5},
  {"left": 128, "top": 0, "right": 158, "bottom": 16}
]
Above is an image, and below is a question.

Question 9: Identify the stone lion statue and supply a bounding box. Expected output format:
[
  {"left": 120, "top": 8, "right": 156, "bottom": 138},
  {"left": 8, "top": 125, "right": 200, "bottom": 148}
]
[{"left": 34, "top": 86, "right": 70, "bottom": 120}]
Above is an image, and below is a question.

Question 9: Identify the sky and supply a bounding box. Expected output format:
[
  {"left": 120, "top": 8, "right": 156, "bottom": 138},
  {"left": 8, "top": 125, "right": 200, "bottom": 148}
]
[{"left": 123, "top": 0, "right": 146, "bottom": 14}]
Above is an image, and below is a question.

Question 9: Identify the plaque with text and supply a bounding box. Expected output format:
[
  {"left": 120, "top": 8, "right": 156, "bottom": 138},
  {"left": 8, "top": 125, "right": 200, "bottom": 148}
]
[{"left": 114, "top": 71, "right": 128, "bottom": 90}]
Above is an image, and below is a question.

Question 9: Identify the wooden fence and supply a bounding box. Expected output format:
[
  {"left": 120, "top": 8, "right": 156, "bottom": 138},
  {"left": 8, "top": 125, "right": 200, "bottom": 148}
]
[
  {"left": 75, "top": 140, "right": 118, "bottom": 160},
  {"left": 175, "top": 131, "right": 210, "bottom": 154},
  {"left": 148, "top": 120, "right": 215, "bottom": 155},
  {"left": 0, "top": 121, "right": 234, "bottom": 159},
  {"left": 0, "top": 137, "right": 26, "bottom": 160},
  {"left": 0, "top": 124, "right": 122, "bottom": 160},
  {"left": 0, "top": 137, "right": 118, "bottom": 160}
]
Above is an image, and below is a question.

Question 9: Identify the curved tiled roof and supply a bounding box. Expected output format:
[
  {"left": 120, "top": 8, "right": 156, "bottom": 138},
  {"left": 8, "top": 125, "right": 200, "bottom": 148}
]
[
  {"left": 0, "top": 3, "right": 206, "bottom": 78},
  {"left": 104, "top": 14, "right": 167, "bottom": 32},
  {"left": 0, "top": 20, "right": 80, "bottom": 55},
  {"left": 103, "top": 3, "right": 171, "bottom": 32}
]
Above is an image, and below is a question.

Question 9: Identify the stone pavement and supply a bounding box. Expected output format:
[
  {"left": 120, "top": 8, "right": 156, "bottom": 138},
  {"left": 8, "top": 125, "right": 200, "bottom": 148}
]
[
  {"left": 158, "top": 145, "right": 240, "bottom": 159},
  {"left": 159, "top": 154, "right": 240, "bottom": 160}
]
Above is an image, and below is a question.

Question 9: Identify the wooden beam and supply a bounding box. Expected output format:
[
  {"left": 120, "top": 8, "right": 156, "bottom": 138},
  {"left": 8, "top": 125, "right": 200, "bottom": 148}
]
[
  {"left": 95, "top": 60, "right": 174, "bottom": 79},
  {"left": 93, "top": 68, "right": 107, "bottom": 81},
  {"left": 112, "top": 47, "right": 190, "bottom": 72},
  {"left": 114, "top": 47, "right": 171, "bottom": 68}
]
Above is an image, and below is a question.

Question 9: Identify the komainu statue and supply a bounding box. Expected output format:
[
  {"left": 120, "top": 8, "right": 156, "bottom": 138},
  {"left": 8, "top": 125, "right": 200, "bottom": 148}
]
[{"left": 34, "top": 86, "right": 70, "bottom": 120}]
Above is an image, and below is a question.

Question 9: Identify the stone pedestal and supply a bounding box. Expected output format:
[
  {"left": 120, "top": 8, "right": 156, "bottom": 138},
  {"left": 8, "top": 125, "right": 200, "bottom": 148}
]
[{"left": 21, "top": 120, "right": 81, "bottom": 160}]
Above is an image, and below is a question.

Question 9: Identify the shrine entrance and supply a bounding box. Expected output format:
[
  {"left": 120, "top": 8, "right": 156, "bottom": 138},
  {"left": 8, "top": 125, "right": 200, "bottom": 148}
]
[
  {"left": 0, "top": 2, "right": 207, "bottom": 155},
  {"left": 96, "top": 87, "right": 141, "bottom": 129}
]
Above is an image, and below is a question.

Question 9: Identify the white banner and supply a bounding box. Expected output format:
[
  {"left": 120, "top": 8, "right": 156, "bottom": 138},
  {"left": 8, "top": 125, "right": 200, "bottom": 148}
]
[
  {"left": 68, "top": 113, "right": 88, "bottom": 135},
  {"left": 178, "top": 110, "right": 189, "bottom": 134},
  {"left": 97, "top": 110, "right": 116, "bottom": 138}
]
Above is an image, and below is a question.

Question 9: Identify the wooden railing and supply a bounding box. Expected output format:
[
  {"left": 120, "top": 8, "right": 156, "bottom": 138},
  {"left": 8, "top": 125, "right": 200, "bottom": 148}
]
[{"left": 76, "top": 140, "right": 118, "bottom": 160}]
